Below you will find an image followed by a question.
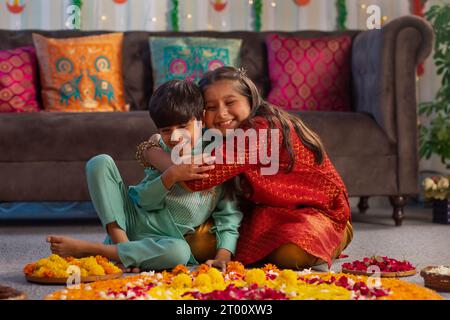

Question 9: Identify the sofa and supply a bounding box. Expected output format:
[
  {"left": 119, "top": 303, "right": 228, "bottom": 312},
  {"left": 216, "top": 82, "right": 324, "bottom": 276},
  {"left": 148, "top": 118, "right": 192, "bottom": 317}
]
[{"left": 0, "top": 16, "right": 434, "bottom": 226}]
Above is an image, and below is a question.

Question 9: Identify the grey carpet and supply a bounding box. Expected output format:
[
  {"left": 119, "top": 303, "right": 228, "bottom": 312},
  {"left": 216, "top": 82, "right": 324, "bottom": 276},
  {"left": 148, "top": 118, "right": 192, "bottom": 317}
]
[{"left": 1, "top": 202, "right": 449, "bottom": 300}]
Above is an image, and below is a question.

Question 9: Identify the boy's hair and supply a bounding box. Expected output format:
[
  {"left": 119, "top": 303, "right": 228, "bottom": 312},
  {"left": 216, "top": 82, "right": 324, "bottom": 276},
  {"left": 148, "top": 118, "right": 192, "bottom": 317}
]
[{"left": 149, "top": 80, "right": 204, "bottom": 128}]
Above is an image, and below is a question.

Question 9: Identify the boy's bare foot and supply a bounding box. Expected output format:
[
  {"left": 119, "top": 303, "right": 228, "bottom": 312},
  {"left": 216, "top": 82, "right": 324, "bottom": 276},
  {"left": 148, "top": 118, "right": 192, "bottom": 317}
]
[{"left": 46, "top": 236, "right": 92, "bottom": 258}]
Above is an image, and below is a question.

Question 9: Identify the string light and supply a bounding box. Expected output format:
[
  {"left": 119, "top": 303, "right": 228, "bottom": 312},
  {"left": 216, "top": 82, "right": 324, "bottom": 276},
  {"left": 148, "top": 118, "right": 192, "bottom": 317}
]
[
  {"left": 151, "top": 17, "right": 157, "bottom": 22},
  {"left": 271, "top": 2, "right": 277, "bottom": 8},
  {"left": 249, "top": 0, "right": 254, "bottom": 5},
  {"left": 186, "top": 13, "right": 192, "bottom": 19},
  {"left": 361, "top": 4, "right": 366, "bottom": 10},
  {"left": 101, "top": 15, "right": 107, "bottom": 21}
]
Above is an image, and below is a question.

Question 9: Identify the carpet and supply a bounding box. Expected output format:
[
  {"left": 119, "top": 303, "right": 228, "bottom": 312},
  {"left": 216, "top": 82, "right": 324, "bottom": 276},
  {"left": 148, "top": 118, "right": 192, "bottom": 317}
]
[{"left": 1, "top": 202, "right": 449, "bottom": 300}]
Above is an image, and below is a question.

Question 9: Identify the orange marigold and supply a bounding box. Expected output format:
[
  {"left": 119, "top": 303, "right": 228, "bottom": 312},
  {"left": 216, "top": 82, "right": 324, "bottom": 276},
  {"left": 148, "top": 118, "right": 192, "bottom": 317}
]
[
  {"left": 262, "top": 263, "right": 279, "bottom": 273},
  {"left": 172, "top": 264, "right": 190, "bottom": 275},
  {"left": 226, "top": 261, "right": 245, "bottom": 275},
  {"left": 193, "top": 264, "right": 210, "bottom": 276},
  {"left": 23, "top": 263, "right": 36, "bottom": 276}
]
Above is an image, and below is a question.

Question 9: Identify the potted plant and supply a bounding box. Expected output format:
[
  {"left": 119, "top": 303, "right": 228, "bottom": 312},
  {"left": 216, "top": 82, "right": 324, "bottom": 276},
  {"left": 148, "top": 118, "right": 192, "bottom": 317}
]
[
  {"left": 422, "top": 175, "right": 450, "bottom": 224},
  {"left": 419, "top": 3, "right": 450, "bottom": 168}
]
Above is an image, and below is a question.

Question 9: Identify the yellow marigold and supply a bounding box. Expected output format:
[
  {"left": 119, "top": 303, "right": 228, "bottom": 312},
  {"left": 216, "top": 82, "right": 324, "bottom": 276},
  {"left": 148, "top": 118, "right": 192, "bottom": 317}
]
[
  {"left": 277, "top": 269, "right": 298, "bottom": 286},
  {"left": 226, "top": 261, "right": 245, "bottom": 275},
  {"left": 262, "top": 263, "right": 279, "bottom": 273},
  {"left": 172, "top": 264, "right": 190, "bottom": 275},
  {"left": 291, "top": 283, "right": 351, "bottom": 300},
  {"left": 171, "top": 273, "right": 192, "bottom": 289},
  {"left": 207, "top": 268, "right": 225, "bottom": 290},
  {"left": 193, "top": 273, "right": 212, "bottom": 289},
  {"left": 244, "top": 269, "right": 266, "bottom": 286}
]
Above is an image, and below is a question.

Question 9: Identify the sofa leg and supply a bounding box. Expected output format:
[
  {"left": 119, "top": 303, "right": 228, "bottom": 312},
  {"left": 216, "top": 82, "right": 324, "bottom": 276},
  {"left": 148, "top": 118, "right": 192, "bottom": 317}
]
[
  {"left": 358, "top": 197, "right": 369, "bottom": 214},
  {"left": 389, "top": 196, "right": 406, "bottom": 227}
]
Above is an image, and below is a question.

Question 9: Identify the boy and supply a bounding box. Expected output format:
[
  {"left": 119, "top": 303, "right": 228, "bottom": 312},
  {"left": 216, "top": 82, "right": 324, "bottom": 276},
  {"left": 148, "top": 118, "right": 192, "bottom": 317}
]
[{"left": 47, "top": 80, "right": 243, "bottom": 272}]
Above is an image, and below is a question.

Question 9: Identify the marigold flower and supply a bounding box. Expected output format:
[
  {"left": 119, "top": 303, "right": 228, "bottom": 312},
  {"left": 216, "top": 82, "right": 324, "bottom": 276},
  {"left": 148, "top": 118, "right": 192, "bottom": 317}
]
[
  {"left": 193, "top": 273, "right": 212, "bottom": 289},
  {"left": 262, "top": 263, "right": 279, "bottom": 273},
  {"left": 172, "top": 264, "right": 190, "bottom": 275},
  {"left": 226, "top": 261, "right": 245, "bottom": 275},
  {"left": 171, "top": 273, "right": 192, "bottom": 289},
  {"left": 244, "top": 269, "right": 266, "bottom": 286}
]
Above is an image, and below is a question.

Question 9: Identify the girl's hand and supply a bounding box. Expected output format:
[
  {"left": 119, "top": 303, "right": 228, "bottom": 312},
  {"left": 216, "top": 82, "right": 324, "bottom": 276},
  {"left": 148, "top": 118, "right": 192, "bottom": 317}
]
[{"left": 161, "top": 163, "right": 215, "bottom": 189}]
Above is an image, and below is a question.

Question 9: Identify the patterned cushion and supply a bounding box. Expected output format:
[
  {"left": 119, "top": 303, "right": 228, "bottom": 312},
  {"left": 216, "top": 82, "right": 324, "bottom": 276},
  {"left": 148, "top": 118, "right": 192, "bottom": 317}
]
[
  {"left": 149, "top": 37, "right": 242, "bottom": 89},
  {"left": 266, "top": 34, "right": 353, "bottom": 111},
  {"left": 0, "top": 46, "right": 40, "bottom": 113},
  {"left": 32, "top": 33, "right": 128, "bottom": 112}
]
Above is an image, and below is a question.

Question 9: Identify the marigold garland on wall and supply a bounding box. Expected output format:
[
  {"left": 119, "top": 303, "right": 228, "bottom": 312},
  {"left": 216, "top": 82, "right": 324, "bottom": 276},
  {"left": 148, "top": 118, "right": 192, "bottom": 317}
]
[
  {"left": 293, "top": 0, "right": 311, "bottom": 6},
  {"left": 211, "top": 0, "right": 228, "bottom": 12},
  {"left": 252, "top": 0, "right": 263, "bottom": 32},
  {"left": 6, "top": 0, "right": 25, "bottom": 14},
  {"left": 336, "top": 0, "right": 347, "bottom": 31},
  {"left": 171, "top": 0, "right": 180, "bottom": 31}
]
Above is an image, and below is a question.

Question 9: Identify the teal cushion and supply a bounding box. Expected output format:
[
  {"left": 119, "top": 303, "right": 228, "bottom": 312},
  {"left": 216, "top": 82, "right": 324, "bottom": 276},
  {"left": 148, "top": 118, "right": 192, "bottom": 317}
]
[{"left": 149, "top": 36, "right": 242, "bottom": 89}]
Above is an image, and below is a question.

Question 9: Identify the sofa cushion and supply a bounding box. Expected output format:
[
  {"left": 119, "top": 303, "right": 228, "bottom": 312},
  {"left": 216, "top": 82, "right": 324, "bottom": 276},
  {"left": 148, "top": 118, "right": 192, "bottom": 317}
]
[
  {"left": 266, "top": 34, "right": 353, "bottom": 111},
  {"left": 149, "top": 36, "right": 242, "bottom": 89},
  {"left": 0, "top": 111, "right": 156, "bottom": 162},
  {"left": 0, "top": 46, "right": 40, "bottom": 113},
  {"left": 0, "top": 30, "right": 359, "bottom": 111},
  {"left": 32, "top": 33, "right": 128, "bottom": 112}
]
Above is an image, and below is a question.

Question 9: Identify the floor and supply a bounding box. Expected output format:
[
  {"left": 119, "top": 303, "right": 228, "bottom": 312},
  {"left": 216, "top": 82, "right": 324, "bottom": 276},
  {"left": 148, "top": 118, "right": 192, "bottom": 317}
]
[{"left": 1, "top": 200, "right": 449, "bottom": 300}]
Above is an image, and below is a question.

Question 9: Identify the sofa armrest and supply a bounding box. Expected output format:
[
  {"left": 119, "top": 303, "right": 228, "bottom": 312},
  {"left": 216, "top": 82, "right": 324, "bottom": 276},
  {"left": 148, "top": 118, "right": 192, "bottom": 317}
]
[
  {"left": 352, "top": 16, "right": 434, "bottom": 143},
  {"left": 352, "top": 15, "right": 434, "bottom": 195}
]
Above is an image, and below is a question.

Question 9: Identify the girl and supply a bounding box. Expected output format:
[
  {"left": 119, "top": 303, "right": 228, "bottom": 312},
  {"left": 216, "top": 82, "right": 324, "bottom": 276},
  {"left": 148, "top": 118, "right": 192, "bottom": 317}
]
[{"left": 139, "top": 66, "right": 352, "bottom": 269}]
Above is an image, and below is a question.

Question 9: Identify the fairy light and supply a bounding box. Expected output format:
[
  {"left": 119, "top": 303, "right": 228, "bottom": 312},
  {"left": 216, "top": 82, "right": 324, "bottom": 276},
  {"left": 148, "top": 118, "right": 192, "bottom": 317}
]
[
  {"left": 271, "top": 1, "right": 277, "bottom": 7},
  {"left": 101, "top": 15, "right": 107, "bottom": 21},
  {"left": 151, "top": 17, "right": 157, "bottom": 22},
  {"left": 249, "top": 0, "right": 253, "bottom": 5},
  {"left": 186, "top": 13, "right": 192, "bottom": 19},
  {"left": 382, "top": 15, "right": 388, "bottom": 21},
  {"left": 361, "top": 4, "right": 366, "bottom": 10}
]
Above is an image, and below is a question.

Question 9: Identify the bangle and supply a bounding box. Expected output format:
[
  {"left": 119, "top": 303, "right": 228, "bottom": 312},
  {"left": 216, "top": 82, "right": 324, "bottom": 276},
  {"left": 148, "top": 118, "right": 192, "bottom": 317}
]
[{"left": 135, "top": 140, "right": 161, "bottom": 169}]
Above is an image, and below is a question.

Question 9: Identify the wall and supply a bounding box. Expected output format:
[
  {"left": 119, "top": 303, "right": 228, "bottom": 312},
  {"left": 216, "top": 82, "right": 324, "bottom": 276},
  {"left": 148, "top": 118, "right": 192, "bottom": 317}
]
[{"left": 0, "top": 0, "right": 448, "bottom": 176}]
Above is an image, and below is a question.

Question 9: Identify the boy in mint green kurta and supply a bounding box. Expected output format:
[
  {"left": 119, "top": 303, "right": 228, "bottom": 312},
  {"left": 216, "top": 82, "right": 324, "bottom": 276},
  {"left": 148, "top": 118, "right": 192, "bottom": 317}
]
[{"left": 47, "top": 80, "right": 242, "bottom": 271}]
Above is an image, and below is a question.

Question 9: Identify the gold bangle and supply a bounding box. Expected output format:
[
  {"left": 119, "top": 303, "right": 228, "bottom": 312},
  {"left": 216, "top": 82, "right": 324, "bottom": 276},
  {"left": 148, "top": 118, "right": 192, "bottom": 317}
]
[{"left": 135, "top": 140, "right": 161, "bottom": 169}]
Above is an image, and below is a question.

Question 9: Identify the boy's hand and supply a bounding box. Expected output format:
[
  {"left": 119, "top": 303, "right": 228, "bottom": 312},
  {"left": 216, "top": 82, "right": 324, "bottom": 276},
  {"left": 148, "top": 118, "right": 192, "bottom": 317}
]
[{"left": 205, "top": 248, "right": 232, "bottom": 272}]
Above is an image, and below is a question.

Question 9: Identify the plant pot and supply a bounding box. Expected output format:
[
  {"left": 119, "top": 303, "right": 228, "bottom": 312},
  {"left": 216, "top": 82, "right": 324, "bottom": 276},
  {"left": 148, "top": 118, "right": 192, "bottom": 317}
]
[{"left": 432, "top": 199, "right": 450, "bottom": 224}]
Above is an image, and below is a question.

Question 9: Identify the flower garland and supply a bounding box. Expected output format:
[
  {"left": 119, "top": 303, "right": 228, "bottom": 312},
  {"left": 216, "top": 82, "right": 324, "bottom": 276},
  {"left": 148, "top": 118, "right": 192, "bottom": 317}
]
[
  {"left": 170, "top": 0, "right": 179, "bottom": 32},
  {"left": 336, "top": 0, "right": 347, "bottom": 31},
  {"left": 252, "top": 0, "right": 263, "bottom": 32},
  {"left": 65, "top": 0, "right": 83, "bottom": 30},
  {"left": 45, "top": 262, "right": 443, "bottom": 300}
]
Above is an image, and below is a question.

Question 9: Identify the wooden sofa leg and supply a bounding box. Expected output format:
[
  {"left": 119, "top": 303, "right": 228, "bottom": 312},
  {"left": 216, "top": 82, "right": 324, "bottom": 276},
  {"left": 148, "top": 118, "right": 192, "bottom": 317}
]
[
  {"left": 358, "top": 197, "right": 369, "bottom": 214},
  {"left": 389, "top": 196, "right": 406, "bottom": 227}
]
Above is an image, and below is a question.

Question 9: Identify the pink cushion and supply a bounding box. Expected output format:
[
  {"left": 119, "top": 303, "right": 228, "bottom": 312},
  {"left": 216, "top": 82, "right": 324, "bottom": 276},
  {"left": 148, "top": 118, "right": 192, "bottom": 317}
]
[
  {"left": 0, "top": 46, "right": 40, "bottom": 113},
  {"left": 266, "top": 34, "right": 353, "bottom": 111}
]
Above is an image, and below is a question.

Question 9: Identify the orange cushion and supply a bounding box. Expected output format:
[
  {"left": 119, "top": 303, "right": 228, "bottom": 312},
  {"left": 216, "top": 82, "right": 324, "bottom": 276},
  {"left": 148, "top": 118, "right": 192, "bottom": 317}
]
[{"left": 32, "top": 33, "right": 128, "bottom": 112}]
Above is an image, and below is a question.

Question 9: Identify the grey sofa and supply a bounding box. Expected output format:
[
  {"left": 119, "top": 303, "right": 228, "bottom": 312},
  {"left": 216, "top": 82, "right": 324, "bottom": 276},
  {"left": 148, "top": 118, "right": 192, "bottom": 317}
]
[{"left": 0, "top": 16, "right": 434, "bottom": 226}]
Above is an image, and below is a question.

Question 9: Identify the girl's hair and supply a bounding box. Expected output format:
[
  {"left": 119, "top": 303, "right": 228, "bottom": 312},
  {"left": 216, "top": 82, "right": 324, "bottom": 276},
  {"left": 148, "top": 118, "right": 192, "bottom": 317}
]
[{"left": 199, "top": 66, "right": 325, "bottom": 171}]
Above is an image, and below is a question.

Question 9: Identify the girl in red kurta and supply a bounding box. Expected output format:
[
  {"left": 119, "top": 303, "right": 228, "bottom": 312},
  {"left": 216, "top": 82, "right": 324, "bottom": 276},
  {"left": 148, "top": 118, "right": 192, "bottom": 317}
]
[{"left": 139, "top": 67, "right": 352, "bottom": 269}]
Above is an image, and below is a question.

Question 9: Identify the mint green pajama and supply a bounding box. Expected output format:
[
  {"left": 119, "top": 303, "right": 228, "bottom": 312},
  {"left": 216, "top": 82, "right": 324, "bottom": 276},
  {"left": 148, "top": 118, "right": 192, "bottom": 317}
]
[{"left": 85, "top": 153, "right": 242, "bottom": 271}]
